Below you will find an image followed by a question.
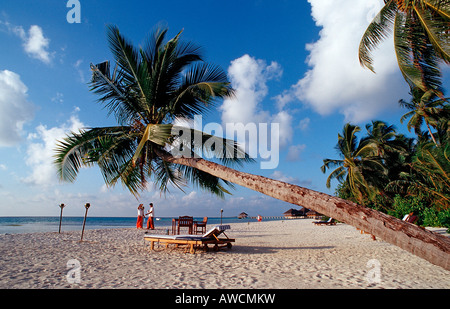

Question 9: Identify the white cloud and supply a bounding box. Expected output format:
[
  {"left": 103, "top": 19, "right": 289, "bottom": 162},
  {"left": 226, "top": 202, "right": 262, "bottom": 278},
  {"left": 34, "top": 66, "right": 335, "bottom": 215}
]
[
  {"left": 270, "top": 170, "right": 299, "bottom": 184},
  {"left": 22, "top": 114, "right": 86, "bottom": 186},
  {"left": 221, "top": 54, "right": 281, "bottom": 125},
  {"left": 298, "top": 117, "right": 310, "bottom": 131},
  {"left": 51, "top": 92, "right": 64, "bottom": 104},
  {"left": 74, "top": 59, "right": 87, "bottom": 83},
  {"left": 1, "top": 21, "right": 52, "bottom": 64},
  {"left": 23, "top": 25, "right": 52, "bottom": 64},
  {"left": 286, "top": 0, "right": 408, "bottom": 123},
  {"left": 0, "top": 70, "right": 35, "bottom": 147},
  {"left": 286, "top": 144, "right": 306, "bottom": 162},
  {"left": 182, "top": 191, "right": 197, "bottom": 202},
  {"left": 220, "top": 54, "right": 293, "bottom": 148},
  {"left": 272, "top": 110, "right": 293, "bottom": 147}
]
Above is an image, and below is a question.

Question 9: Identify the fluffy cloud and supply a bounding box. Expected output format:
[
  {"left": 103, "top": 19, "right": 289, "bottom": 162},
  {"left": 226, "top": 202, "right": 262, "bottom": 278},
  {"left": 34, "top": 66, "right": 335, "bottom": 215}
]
[
  {"left": 0, "top": 70, "right": 35, "bottom": 147},
  {"left": 221, "top": 54, "right": 282, "bottom": 125},
  {"left": 23, "top": 114, "right": 86, "bottom": 186},
  {"left": 220, "top": 54, "right": 293, "bottom": 149},
  {"left": 1, "top": 21, "right": 52, "bottom": 64},
  {"left": 19, "top": 25, "right": 52, "bottom": 64},
  {"left": 286, "top": 0, "right": 409, "bottom": 123},
  {"left": 286, "top": 144, "right": 306, "bottom": 162}
]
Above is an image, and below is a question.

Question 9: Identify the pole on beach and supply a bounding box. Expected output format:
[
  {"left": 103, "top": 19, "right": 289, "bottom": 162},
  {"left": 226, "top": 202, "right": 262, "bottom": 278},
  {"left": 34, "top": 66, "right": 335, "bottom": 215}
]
[
  {"left": 220, "top": 209, "right": 223, "bottom": 225},
  {"left": 80, "top": 203, "right": 90, "bottom": 241},
  {"left": 58, "top": 203, "right": 65, "bottom": 233}
]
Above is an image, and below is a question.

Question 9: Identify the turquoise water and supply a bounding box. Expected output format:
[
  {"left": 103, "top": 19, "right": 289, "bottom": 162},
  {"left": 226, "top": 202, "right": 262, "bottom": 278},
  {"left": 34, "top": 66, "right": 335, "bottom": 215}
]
[{"left": 0, "top": 216, "right": 267, "bottom": 234}]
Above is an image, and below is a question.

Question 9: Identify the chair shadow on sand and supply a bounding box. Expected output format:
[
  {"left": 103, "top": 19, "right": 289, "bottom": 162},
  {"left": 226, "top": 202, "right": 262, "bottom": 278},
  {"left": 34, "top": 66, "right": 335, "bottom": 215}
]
[{"left": 230, "top": 245, "right": 336, "bottom": 255}]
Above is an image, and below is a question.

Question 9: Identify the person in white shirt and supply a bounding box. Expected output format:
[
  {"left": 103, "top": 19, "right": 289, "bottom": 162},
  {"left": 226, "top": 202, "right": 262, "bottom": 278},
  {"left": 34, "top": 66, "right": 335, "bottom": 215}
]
[
  {"left": 146, "top": 203, "right": 155, "bottom": 230},
  {"left": 136, "top": 204, "right": 144, "bottom": 229}
]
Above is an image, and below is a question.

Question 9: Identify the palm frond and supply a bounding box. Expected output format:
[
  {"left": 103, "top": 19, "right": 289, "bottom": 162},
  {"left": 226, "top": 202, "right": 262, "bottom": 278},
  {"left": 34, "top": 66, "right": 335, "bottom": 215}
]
[
  {"left": 414, "top": 6, "right": 450, "bottom": 64},
  {"left": 359, "top": 0, "right": 398, "bottom": 71},
  {"left": 170, "top": 126, "right": 254, "bottom": 167},
  {"left": 394, "top": 12, "right": 444, "bottom": 92},
  {"left": 170, "top": 63, "right": 234, "bottom": 119}
]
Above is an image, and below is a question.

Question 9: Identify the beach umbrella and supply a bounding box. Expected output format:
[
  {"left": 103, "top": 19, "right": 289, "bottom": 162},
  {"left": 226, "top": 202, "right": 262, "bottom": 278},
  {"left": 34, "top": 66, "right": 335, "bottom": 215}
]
[
  {"left": 80, "top": 203, "right": 90, "bottom": 241},
  {"left": 58, "top": 203, "right": 65, "bottom": 233}
]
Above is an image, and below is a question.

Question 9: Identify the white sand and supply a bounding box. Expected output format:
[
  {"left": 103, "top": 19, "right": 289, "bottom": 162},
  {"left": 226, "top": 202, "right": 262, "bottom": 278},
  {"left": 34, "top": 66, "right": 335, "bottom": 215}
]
[{"left": 0, "top": 219, "right": 449, "bottom": 289}]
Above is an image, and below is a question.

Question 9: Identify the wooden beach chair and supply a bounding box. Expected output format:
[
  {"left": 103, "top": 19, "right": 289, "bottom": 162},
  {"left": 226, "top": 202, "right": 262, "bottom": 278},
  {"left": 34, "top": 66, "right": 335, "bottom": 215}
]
[
  {"left": 194, "top": 217, "right": 208, "bottom": 234},
  {"left": 144, "top": 225, "right": 235, "bottom": 254},
  {"left": 313, "top": 217, "right": 336, "bottom": 225}
]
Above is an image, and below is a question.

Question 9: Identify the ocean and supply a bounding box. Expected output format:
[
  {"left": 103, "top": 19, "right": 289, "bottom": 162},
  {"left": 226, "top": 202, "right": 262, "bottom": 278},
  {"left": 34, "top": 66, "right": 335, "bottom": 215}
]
[{"left": 0, "top": 216, "right": 271, "bottom": 234}]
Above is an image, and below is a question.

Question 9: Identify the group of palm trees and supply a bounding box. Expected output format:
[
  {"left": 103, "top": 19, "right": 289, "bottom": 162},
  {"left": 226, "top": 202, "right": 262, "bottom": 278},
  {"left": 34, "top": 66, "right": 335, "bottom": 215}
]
[
  {"left": 321, "top": 106, "right": 448, "bottom": 214},
  {"left": 322, "top": 0, "right": 449, "bottom": 220}
]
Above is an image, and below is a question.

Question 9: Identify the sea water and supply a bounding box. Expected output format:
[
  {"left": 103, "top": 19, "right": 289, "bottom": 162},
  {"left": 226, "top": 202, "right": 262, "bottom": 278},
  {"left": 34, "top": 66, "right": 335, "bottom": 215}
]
[{"left": 0, "top": 216, "right": 267, "bottom": 234}]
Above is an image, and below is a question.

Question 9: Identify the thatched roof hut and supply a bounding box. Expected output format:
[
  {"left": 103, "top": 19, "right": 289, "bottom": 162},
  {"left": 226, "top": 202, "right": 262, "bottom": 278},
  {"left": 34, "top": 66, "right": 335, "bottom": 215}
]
[
  {"left": 283, "top": 207, "right": 308, "bottom": 218},
  {"left": 238, "top": 212, "right": 248, "bottom": 219},
  {"left": 306, "top": 210, "right": 321, "bottom": 219}
]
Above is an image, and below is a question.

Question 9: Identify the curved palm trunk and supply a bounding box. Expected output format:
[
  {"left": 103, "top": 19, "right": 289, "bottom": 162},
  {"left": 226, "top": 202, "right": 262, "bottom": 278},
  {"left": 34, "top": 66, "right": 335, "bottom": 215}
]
[{"left": 158, "top": 151, "right": 450, "bottom": 270}]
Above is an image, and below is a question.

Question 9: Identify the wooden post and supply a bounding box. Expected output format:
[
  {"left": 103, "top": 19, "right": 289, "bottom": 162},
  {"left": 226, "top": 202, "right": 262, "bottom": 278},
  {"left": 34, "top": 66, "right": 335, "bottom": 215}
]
[
  {"left": 80, "top": 203, "right": 90, "bottom": 241},
  {"left": 58, "top": 203, "right": 65, "bottom": 233}
]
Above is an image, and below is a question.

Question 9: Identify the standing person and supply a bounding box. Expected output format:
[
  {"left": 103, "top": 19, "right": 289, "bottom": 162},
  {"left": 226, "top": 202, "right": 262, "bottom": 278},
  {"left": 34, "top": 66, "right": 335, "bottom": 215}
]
[
  {"left": 136, "top": 204, "right": 144, "bottom": 229},
  {"left": 146, "top": 203, "right": 155, "bottom": 230}
]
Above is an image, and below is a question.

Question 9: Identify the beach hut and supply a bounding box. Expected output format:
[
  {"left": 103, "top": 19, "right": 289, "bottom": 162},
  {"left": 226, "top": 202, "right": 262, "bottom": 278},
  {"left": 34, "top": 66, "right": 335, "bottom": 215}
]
[
  {"left": 283, "top": 208, "right": 303, "bottom": 218},
  {"left": 283, "top": 207, "right": 309, "bottom": 218},
  {"left": 238, "top": 212, "right": 248, "bottom": 219},
  {"left": 306, "top": 210, "right": 321, "bottom": 219}
]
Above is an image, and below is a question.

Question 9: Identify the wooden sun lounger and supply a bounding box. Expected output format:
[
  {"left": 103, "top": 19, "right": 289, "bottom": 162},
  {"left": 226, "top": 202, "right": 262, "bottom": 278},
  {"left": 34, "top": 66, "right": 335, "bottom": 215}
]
[
  {"left": 313, "top": 218, "right": 336, "bottom": 225},
  {"left": 144, "top": 225, "right": 235, "bottom": 254}
]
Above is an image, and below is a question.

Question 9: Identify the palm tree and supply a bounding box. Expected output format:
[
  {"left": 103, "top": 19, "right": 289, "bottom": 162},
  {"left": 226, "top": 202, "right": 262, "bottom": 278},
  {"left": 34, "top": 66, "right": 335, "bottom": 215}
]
[
  {"left": 412, "top": 141, "right": 450, "bottom": 209},
  {"left": 362, "top": 120, "right": 406, "bottom": 156},
  {"left": 55, "top": 25, "right": 251, "bottom": 198},
  {"left": 361, "top": 121, "right": 412, "bottom": 203},
  {"left": 321, "top": 123, "right": 385, "bottom": 204},
  {"left": 359, "top": 0, "right": 449, "bottom": 94},
  {"left": 399, "top": 87, "right": 448, "bottom": 145},
  {"left": 55, "top": 25, "right": 450, "bottom": 270}
]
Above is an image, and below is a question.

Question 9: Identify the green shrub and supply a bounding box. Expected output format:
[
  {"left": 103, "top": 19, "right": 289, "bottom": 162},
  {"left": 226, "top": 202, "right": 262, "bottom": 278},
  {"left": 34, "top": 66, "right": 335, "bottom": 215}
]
[
  {"left": 389, "top": 195, "right": 450, "bottom": 231},
  {"left": 388, "top": 195, "right": 426, "bottom": 225}
]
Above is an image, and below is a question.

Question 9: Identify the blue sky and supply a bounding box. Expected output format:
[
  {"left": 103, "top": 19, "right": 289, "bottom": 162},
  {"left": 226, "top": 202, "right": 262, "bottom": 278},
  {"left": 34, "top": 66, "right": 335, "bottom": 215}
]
[{"left": 0, "top": 1, "right": 447, "bottom": 218}]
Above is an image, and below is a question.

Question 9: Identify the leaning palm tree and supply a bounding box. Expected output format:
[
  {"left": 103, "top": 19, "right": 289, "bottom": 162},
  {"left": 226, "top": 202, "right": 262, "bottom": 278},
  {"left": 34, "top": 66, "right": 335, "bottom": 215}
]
[
  {"left": 55, "top": 25, "right": 450, "bottom": 270},
  {"left": 359, "top": 0, "right": 449, "bottom": 93},
  {"left": 321, "top": 123, "right": 385, "bottom": 205}
]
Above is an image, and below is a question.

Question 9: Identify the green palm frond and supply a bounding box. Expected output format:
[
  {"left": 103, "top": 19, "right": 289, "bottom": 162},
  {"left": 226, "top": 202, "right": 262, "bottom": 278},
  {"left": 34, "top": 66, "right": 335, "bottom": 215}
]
[
  {"left": 360, "top": 0, "right": 449, "bottom": 92},
  {"left": 359, "top": 0, "right": 398, "bottom": 72},
  {"left": 170, "top": 126, "right": 254, "bottom": 167},
  {"left": 415, "top": 6, "right": 450, "bottom": 64}
]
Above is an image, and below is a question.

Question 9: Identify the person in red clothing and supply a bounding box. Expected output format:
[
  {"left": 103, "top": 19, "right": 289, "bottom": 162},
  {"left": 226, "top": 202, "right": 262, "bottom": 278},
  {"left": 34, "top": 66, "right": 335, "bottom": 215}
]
[
  {"left": 146, "top": 203, "right": 155, "bottom": 230},
  {"left": 136, "top": 204, "right": 144, "bottom": 229}
]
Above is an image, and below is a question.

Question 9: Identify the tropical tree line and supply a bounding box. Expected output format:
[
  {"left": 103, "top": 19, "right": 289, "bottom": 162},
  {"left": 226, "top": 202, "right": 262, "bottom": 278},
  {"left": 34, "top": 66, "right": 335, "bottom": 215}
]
[{"left": 321, "top": 89, "right": 449, "bottom": 229}]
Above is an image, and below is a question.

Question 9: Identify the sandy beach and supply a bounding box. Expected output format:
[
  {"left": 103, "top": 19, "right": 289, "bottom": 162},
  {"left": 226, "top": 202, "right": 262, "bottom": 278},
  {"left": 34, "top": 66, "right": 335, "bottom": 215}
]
[{"left": 0, "top": 219, "right": 449, "bottom": 289}]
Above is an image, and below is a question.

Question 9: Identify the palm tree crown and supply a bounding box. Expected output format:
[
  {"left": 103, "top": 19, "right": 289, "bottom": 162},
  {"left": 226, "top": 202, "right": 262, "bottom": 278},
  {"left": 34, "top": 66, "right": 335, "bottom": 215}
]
[
  {"left": 359, "top": 0, "right": 449, "bottom": 93},
  {"left": 54, "top": 25, "right": 252, "bottom": 197},
  {"left": 321, "top": 123, "right": 385, "bottom": 204},
  {"left": 399, "top": 87, "right": 449, "bottom": 144}
]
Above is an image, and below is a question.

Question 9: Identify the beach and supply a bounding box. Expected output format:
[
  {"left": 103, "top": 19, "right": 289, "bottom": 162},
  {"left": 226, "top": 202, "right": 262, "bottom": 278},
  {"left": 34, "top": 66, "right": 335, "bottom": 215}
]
[{"left": 0, "top": 219, "right": 449, "bottom": 289}]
